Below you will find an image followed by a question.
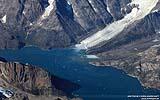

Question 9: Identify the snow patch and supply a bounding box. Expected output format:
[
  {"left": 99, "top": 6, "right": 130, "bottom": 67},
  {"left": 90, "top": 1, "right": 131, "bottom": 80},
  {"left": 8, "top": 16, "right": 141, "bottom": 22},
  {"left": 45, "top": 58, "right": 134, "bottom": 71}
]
[
  {"left": 107, "top": 6, "right": 111, "bottom": 13},
  {"left": 152, "top": 9, "right": 158, "bottom": 13},
  {"left": 155, "top": 30, "right": 160, "bottom": 34},
  {"left": 1, "top": 15, "right": 6, "bottom": 23},
  {"left": 105, "top": 0, "right": 111, "bottom": 13},
  {"left": 23, "top": 11, "right": 26, "bottom": 15},
  {"left": 152, "top": 39, "right": 159, "bottom": 42},
  {"left": 76, "top": 0, "right": 159, "bottom": 49},
  {"left": 0, "top": 87, "right": 14, "bottom": 98},
  {"left": 88, "top": 0, "right": 92, "bottom": 4},
  {"left": 152, "top": 44, "right": 160, "bottom": 48},
  {"left": 29, "top": 23, "right": 33, "bottom": 26},
  {"left": 67, "top": 0, "right": 71, "bottom": 5},
  {"left": 88, "top": 0, "right": 98, "bottom": 12},
  {"left": 41, "top": 0, "right": 54, "bottom": 20}
]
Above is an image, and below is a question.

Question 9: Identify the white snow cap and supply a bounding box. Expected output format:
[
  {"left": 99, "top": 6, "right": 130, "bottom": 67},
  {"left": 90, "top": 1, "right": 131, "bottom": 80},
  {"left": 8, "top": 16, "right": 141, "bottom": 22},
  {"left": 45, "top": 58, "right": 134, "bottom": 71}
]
[{"left": 76, "top": 0, "right": 159, "bottom": 49}]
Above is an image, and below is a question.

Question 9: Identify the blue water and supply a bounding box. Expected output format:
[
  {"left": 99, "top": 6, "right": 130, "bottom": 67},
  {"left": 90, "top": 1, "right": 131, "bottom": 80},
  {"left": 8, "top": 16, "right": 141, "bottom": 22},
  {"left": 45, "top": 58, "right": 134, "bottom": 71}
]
[{"left": 0, "top": 46, "right": 159, "bottom": 100}]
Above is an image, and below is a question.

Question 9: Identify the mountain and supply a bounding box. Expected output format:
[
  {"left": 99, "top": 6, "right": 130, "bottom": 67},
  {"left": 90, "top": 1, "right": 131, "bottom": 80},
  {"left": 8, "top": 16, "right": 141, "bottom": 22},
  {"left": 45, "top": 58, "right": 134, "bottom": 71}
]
[
  {"left": 0, "top": 0, "right": 160, "bottom": 97},
  {"left": 0, "top": 57, "right": 81, "bottom": 100},
  {"left": 0, "top": 0, "right": 145, "bottom": 49},
  {"left": 76, "top": 0, "right": 159, "bottom": 49},
  {"left": 0, "top": 0, "right": 159, "bottom": 49}
]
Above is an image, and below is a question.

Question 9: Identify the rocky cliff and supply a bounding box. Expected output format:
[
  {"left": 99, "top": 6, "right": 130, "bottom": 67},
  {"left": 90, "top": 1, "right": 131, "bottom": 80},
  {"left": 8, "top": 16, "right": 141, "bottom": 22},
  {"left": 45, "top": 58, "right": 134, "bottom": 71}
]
[
  {"left": 0, "top": 57, "right": 81, "bottom": 100},
  {"left": 0, "top": 61, "right": 53, "bottom": 95}
]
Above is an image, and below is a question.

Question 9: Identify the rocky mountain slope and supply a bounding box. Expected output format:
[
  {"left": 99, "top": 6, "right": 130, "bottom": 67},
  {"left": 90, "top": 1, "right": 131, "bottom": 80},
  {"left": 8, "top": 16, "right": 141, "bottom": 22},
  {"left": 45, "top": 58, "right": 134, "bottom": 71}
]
[
  {"left": 86, "top": 0, "right": 160, "bottom": 90},
  {"left": 0, "top": 0, "right": 160, "bottom": 95},
  {"left": 0, "top": 57, "right": 81, "bottom": 100},
  {"left": 90, "top": 40, "right": 160, "bottom": 89},
  {"left": 0, "top": 0, "right": 159, "bottom": 49},
  {"left": 0, "top": 0, "right": 135, "bottom": 49}
]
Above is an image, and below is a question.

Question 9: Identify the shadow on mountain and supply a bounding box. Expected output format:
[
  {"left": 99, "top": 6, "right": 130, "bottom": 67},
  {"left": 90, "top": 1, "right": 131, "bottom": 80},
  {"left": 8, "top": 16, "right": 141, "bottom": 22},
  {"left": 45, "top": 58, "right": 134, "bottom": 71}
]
[{"left": 51, "top": 76, "right": 81, "bottom": 97}]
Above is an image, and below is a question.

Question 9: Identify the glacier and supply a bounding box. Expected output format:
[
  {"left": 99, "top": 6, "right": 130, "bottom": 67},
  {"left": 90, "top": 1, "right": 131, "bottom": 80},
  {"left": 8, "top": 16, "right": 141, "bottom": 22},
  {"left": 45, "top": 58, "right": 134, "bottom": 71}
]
[{"left": 76, "top": 0, "right": 159, "bottom": 49}]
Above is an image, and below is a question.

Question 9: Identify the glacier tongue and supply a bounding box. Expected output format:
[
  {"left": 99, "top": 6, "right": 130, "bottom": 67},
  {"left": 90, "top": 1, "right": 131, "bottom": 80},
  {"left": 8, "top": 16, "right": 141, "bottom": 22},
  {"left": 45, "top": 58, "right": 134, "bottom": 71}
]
[{"left": 76, "top": 0, "right": 159, "bottom": 49}]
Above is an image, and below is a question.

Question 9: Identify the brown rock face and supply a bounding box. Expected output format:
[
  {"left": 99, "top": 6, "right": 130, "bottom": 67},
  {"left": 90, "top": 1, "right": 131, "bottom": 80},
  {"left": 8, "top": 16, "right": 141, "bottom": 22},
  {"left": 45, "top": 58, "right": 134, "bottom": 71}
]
[
  {"left": 0, "top": 57, "right": 82, "bottom": 100},
  {"left": 0, "top": 61, "right": 53, "bottom": 95},
  {"left": 91, "top": 43, "right": 160, "bottom": 90}
]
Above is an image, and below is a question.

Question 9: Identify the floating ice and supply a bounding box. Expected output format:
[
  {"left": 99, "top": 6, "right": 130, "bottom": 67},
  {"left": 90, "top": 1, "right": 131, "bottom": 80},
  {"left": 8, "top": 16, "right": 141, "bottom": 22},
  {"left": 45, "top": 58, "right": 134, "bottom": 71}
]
[{"left": 86, "top": 55, "right": 99, "bottom": 59}]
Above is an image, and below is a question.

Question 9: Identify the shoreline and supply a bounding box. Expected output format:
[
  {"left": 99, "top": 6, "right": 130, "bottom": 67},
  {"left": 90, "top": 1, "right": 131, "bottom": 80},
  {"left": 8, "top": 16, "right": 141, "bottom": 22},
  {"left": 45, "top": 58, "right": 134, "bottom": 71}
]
[{"left": 89, "top": 61, "right": 160, "bottom": 91}]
